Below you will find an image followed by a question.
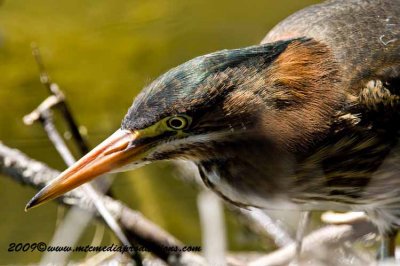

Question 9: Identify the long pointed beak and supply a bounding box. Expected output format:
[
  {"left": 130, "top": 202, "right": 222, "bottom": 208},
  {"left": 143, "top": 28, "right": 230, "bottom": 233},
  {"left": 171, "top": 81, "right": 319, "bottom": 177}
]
[{"left": 25, "top": 129, "right": 145, "bottom": 211}]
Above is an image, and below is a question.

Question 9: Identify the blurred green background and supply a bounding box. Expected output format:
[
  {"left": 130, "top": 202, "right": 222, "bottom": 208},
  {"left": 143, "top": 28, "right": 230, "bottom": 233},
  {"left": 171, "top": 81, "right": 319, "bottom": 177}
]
[{"left": 0, "top": 0, "right": 319, "bottom": 264}]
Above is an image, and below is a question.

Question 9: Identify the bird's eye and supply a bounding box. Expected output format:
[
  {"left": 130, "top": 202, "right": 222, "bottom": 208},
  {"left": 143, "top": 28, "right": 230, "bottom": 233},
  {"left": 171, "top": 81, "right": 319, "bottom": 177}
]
[{"left": 166, "top": 116, "right": 190, "bottom": 130}]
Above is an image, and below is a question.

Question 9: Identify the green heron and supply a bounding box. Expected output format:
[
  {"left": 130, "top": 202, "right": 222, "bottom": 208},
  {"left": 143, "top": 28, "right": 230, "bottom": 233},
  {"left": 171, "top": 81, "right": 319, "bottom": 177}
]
[{"left": 27, "top": 0, "right": 400, "bottom": 257}]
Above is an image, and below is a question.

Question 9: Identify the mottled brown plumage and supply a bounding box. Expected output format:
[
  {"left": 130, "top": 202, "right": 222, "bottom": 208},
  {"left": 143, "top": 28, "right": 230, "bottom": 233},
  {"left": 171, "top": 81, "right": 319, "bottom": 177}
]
[
  {"left": 256, "top": 0, "right": 400, "bottom": 223},
  {"left": 264, "top": 0, "right": 400, "bottom": 88}
]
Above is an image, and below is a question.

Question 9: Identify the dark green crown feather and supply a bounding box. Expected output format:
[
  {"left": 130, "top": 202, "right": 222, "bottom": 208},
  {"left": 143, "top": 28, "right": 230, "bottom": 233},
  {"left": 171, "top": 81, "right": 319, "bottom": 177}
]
[{"left": 122, "top": 38, "right": 306, "bottom": 130}]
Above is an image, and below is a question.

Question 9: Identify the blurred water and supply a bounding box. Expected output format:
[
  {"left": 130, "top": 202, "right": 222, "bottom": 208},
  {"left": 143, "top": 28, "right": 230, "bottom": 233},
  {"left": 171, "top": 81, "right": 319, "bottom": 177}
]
[{"left": 0, "top": 0, "right": 318, "bottom": 263}]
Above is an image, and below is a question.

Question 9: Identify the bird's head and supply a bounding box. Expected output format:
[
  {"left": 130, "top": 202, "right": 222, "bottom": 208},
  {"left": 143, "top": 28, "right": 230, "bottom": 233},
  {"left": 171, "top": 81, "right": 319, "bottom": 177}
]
[{"left": 26, "top": 38, "right": 341, "bottom": 210}]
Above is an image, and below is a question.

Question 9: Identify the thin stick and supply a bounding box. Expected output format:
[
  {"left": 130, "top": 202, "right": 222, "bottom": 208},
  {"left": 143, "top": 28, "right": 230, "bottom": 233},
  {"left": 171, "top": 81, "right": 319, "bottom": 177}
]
[
  {"left": 40, "top": 110, "right": 75, "bottom": 166},
  {"left": 198, "top": 190, "right": 227, "bottom": 266},
  {"left": 38, "top": 110, "right": 142, "bottom": 264},
  {"left": 240, "top": 207, "right": 294, "bottom": 248},
  {"left": 295, "top": 211, "right": 311, "bottom": 262},
  {"left": 249, "top": 222, "right": 376, "bottom": 266},
  {"left": 31, "top": 43, "right": 89, "bottom": 154}
]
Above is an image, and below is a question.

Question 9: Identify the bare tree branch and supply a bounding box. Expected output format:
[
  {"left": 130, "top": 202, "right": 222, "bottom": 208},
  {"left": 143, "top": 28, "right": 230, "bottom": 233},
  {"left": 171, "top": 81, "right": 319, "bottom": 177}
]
[
  {"left": 197, "top": 190, "right": 227, "bottom": 265},
  {"left": 31, "top": 43, "right": 90, "bottom": 154},
  {"left": 27, "top": 44, "right": 121, "bottom": 264},
  {"left": 249, "top": 221, "right": 377, "bottom": 266},
  {"left": 0, "top": 142, "right": 206, "bottom": 265}
]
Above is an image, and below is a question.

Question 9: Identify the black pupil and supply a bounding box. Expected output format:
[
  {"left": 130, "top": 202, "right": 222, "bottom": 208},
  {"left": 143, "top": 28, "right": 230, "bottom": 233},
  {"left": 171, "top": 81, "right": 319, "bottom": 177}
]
[{"left": 170, "top": 118, "right": 184, "bottom": 129}]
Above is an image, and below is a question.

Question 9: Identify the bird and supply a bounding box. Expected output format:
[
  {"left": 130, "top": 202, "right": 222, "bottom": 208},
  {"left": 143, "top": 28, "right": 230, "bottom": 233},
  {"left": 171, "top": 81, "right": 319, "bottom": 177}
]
[{"left": 26, "top": 0, "right": 400, "bottom": 258}]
